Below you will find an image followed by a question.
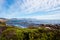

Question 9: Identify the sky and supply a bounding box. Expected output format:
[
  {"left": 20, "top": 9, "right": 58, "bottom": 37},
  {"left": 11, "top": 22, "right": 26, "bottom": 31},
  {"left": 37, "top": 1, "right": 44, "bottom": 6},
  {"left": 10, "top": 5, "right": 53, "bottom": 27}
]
[{"left": 0, "top": 0, "right": 60, "bottom": 20}]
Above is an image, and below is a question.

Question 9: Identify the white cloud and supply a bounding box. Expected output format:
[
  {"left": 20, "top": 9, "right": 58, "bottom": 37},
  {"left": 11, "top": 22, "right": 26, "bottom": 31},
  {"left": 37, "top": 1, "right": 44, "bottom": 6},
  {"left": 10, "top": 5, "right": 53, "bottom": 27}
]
[
  {"left": 7, "top": 0, "right": 60, "bottom": 15},
  {"left": 23, "top": 13, "right": 60, "bottom": 20},
  {"left": 0, "top": 0, "right": 60, "bottom": 19},
  {"left": 20, "top": 0, "right": 60, "bottom": 13}
]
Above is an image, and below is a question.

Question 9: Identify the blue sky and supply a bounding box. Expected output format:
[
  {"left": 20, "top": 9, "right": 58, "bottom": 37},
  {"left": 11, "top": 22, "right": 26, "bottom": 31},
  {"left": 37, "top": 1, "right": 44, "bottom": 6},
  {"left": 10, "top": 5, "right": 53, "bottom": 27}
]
[{"left": 0, "top": 0, "right": 60, "bottom": 20}]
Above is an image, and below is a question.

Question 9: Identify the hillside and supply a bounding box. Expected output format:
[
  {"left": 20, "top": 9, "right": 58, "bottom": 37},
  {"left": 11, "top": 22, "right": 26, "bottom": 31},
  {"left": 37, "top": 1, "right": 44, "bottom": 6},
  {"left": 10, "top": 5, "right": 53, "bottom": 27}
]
[{"left": 0, "top": 21, "right": 60, "bottom": 40}]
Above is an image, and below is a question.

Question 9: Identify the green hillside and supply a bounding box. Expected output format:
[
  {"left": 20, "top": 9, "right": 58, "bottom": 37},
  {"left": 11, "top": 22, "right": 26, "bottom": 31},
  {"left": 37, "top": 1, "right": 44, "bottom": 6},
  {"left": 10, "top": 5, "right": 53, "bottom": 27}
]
[{"left": 0, "top": 22, "right": 60, "bottom": 40}]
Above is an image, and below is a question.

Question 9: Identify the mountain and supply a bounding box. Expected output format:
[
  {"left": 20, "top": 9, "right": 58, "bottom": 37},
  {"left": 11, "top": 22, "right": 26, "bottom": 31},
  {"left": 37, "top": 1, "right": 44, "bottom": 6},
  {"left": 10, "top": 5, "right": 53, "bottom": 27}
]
[
  {"left": 0, "top": 18, "right": 8, "bottom": 22},
  {"left": 6, "top": 18, "right": 60, "bottom": 28}
]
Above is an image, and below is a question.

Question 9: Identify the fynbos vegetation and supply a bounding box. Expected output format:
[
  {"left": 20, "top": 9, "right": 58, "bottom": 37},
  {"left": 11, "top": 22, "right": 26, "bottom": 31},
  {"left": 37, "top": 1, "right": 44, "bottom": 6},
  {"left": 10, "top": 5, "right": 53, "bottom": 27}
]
[{"left": 0, "top": 21, "right": 60, "bottom": 40}]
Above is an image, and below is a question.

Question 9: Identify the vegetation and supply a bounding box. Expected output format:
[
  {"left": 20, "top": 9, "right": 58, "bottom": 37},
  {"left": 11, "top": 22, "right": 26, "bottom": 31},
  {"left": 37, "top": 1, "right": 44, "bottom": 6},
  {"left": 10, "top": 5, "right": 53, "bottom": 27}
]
[{"left": 0, "top": 21, "right": 60, "bottom": 40}]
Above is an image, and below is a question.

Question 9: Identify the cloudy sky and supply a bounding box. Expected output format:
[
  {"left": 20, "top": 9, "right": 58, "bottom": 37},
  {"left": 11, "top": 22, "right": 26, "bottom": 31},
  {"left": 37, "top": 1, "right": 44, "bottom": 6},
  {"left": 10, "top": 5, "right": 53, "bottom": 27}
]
[{"left": 0, "top": 0, "right": 60, "bottom": 20}]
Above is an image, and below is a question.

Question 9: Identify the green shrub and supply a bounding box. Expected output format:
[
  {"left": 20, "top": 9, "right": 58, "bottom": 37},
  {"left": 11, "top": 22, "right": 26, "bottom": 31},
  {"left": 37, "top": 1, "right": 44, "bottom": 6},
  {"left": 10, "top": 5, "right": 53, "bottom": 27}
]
[{"left": 0, "top": 26, "right": 60, "bottom": 40}]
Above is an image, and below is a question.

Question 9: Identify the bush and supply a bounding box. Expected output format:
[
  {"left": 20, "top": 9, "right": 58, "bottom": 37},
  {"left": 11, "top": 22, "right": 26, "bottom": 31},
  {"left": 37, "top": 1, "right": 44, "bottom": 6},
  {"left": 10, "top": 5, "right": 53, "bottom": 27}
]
[{"left": 0, "top": 26, "right": 60, "bottom": 40}]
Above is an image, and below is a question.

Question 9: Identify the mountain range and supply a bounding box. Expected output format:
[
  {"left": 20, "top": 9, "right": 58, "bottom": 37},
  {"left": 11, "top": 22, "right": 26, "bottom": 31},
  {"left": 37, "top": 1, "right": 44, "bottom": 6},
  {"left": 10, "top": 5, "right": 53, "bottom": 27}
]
[{"left": 0, "top": 18, "right": 60, "bottom": 28}]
